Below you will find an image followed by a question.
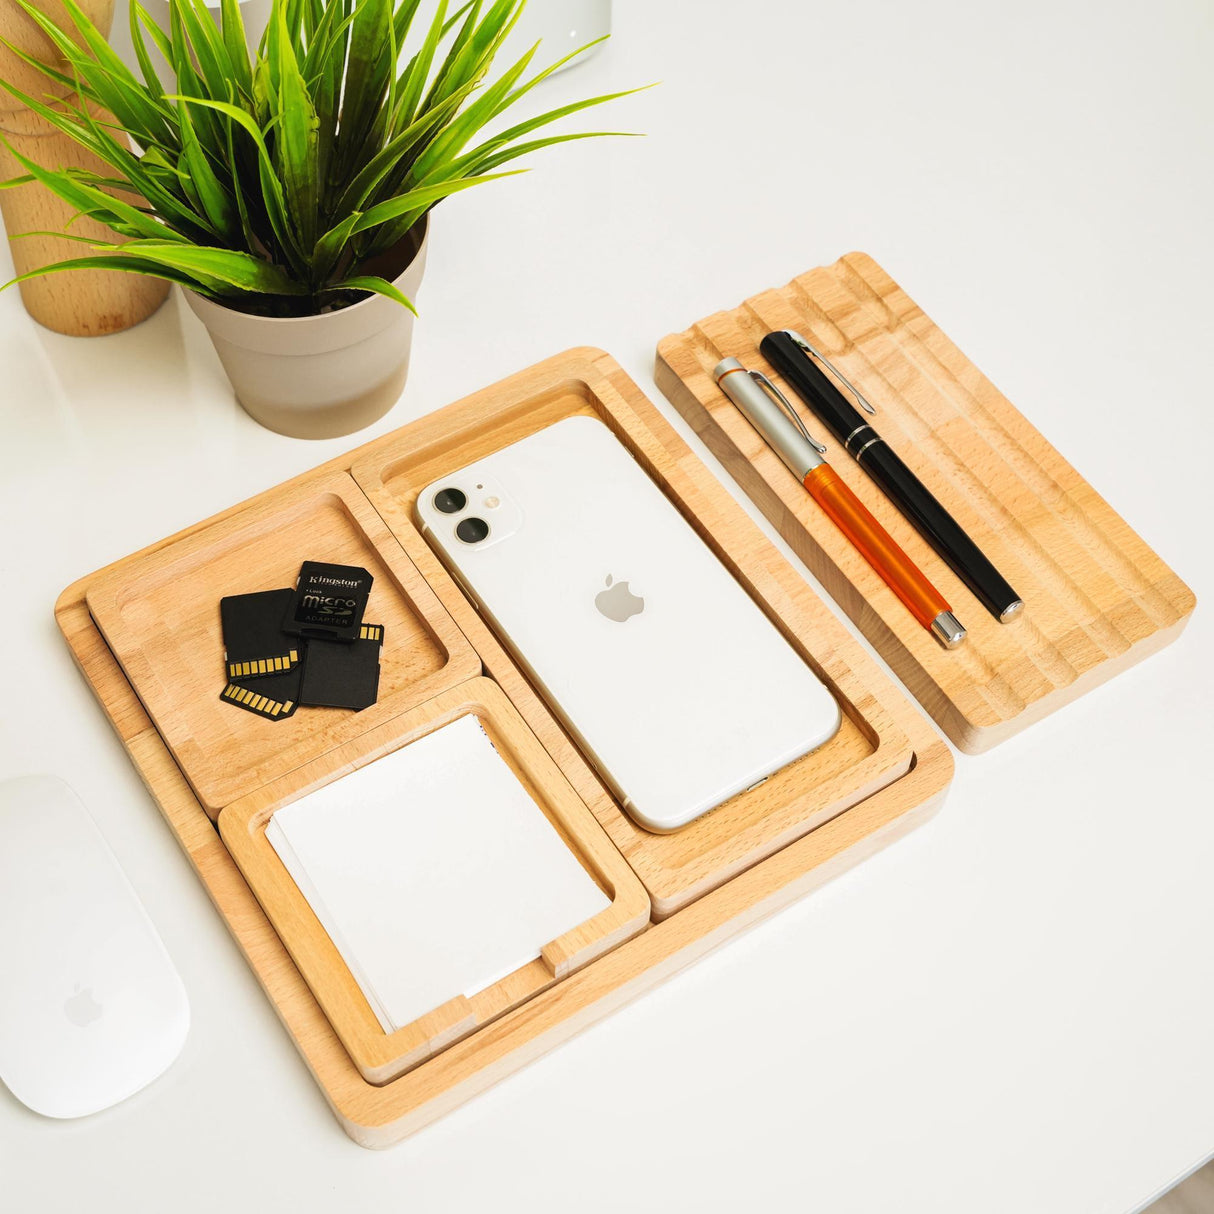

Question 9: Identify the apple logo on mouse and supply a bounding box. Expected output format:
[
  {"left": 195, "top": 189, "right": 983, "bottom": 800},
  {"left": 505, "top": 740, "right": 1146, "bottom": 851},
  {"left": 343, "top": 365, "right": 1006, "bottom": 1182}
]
[
  {"left": 64, "top": 984, "right": 103, "bottom": 1028},
  {"left": 595, "top": 575, "right": 644, "bottom": 623}
]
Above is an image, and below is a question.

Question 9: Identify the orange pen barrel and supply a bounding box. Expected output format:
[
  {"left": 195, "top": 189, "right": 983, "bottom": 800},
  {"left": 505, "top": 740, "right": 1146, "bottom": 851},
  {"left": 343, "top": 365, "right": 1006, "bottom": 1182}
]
[{"left": 803, "top": 464, "right": 951, "bottom": 629}]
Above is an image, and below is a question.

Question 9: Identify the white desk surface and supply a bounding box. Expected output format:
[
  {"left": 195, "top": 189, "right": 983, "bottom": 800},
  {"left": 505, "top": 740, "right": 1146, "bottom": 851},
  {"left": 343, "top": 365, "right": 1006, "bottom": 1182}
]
[{"left": 1, "top": 1, "right": 1210, "bottom": 1210}]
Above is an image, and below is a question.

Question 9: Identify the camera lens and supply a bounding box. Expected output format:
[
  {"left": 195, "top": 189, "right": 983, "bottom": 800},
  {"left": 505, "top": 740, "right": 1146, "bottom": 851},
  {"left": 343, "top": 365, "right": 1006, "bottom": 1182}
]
[
  {"left": 456, "top": 517, "right": 490, "bottom": 544},
  {"left": 433, "top": 487, "right": 466, "bottom": 514}
]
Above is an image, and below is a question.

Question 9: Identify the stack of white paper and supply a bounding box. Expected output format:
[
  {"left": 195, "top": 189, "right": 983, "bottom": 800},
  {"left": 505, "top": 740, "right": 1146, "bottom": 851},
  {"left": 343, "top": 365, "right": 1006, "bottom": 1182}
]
[{"left": 266, "top": 714, "right": 610, "bottom": 1033}]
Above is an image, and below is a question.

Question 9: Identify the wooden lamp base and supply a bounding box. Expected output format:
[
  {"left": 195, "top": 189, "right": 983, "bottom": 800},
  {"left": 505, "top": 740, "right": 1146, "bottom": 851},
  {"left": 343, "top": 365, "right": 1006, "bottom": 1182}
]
[{"left": 0, "top": 0, "right": 169, "bottom": 336}]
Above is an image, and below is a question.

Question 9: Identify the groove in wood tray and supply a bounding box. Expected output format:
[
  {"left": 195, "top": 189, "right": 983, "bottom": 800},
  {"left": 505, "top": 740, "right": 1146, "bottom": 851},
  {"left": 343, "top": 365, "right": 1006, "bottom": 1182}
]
[{"left": 656, "top": 254, "right": 1195, "bottom": 751}]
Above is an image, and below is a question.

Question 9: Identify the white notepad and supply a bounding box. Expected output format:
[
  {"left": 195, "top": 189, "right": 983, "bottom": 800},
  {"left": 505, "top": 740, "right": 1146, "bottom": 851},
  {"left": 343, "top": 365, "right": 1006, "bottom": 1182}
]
[{"left": 266, "top": 714, "right": 610, "bottom": 1033}]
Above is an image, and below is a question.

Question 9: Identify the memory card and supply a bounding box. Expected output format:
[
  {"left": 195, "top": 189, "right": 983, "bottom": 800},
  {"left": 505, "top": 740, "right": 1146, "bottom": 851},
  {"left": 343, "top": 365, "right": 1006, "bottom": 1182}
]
[
  {"left": 220, "top": 588, "right": 300, "bottom": 679},
  {"left": 219, "top": 674, "right": 300, "bottom": 720},
  {"left": 282, "top": 561, "right": 373, "bottom": 642},
  {"left": 298, "top": 624, "right": 383, "bottom": 711}
]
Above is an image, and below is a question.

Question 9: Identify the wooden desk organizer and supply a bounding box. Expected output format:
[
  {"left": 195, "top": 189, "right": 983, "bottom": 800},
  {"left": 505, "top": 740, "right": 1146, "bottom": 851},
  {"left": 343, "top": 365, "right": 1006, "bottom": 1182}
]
[
  {"left": 656, "top": 254, "right": 1196, "bottom": 752},
  {"left": 57, "top": 348, "right": 954, "bottom": 1146}
]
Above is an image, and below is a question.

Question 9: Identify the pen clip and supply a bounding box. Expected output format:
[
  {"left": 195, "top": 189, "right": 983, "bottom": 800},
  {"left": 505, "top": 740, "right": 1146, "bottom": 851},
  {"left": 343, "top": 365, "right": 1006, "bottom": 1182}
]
[
  {"left": 785, "top": 330, "right": 876, "bottom": 415},
  {"left": 747, "top": 370, "right": 827, "bottom": 453}
]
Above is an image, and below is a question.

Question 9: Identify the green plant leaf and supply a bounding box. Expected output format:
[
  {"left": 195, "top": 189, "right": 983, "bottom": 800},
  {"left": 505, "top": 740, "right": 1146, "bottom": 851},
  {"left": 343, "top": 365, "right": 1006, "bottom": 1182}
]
[
  {"left": 260, "top": 0, "right": 283, "bottom": 95},
  {"left": 53, "top": 0, "right": 179, "bottom": 136},
  {"left": 169, "top": 0, "right": 235, "bottom": 101},
  {"left": 384, "top": 0, "right": 399, "bottom": 140},
  {"left": 306, "top": 0, "right": 355, "bottom": 187},
  {"left": 300, "top": 0, "right": 322, "bottom": 41},
  {"left": 218, "top": 0, "right": 253, "bottom": 95},
  {"left": 423, "top": 0, "right": 523, "bottom": 123},
  {"left": 168, "top": 95, "right": 306, "bottom": 273},
  {"left": 269, "top": 5, "right": 320, "bottom": 251},
  {"left": 0, "top": 38, "right": 79, "bottom": 97},
  {"left": 167, "top": 1, "right": 227, "bottom": 155},
  {"left": 222, "top": 111, "right": 260, "bottom": 253},
  {"left": 1, "top": 253, "right": 210, "bottom": 295},
  {"left": 0, "top": 134, "right": 188, "bottom": 243},
  {"left": 310, "top": 210, "right": 362, "bottom": 282},
  {"left": 177, "top": 97, "right": 239, "bottom": 237},
  {"left": 6, "top": 229, "right": 123, "bottom": 244},
  {"left": 351, "top": 169, "right": 522, "bottom": 234},
  {"left": 485, "top": 84, "right": 655, "bottom": 153},
  {"left": 127, "top": 0, "right": 168, "bottom": 102},
  {"left": 391, "top": 0, "right": 448, "bottom": 133},
  {"left": 301, "top": 0, "right": 356, "bottom": 84},
  {"left": 408, "top": 33, "right": 537, "bottom": 181},
  {"left": 420, "top": 0, "right": 488, "bottom": 113},
  {"left": 334, "top": 0, "right": 392, "bottom": 178},
  {"left": 389, "top": 0, "right": 423, "bottom": 52},
  {"left": 461, "top": 129, "right": 640, "bottom": 176},
  {"left": 496, "top": 32, "right": 613, "bottom": 113},
  {"left": 334, "top": 83, "right": 472, "bottom": 214},
  {"left": 132, "top": 3, "right": 181, "bottom": 117},
  {"left": 327, "top": 274, "right": 416, "bottom": 311},
  {"left": 115, "top": 240, "right": 309, "bottom": 293},
  {"left": 12, "top": 0, "right": 175, "bottom": 147},
  {"left": 437, "top": 0, "right": 477, "bottom": 37},
  {"left": 0, "top": 78, "right": 207, "bottom": 239}
]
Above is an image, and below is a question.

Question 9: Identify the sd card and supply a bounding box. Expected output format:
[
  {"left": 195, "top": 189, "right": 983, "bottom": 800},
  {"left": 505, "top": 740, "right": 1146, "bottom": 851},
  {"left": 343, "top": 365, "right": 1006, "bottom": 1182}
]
[
  {"left": 299, "top": 624, "right": 383, "bottom": 711},
  {"left": 219, "top": 677, "right": 299, "bottom": 720},
  {"left": 282, "top": 561, "right": 373, "bottom": 642},
  {"left": 220, "top": 588, "right": 300, "bottom": 679}
]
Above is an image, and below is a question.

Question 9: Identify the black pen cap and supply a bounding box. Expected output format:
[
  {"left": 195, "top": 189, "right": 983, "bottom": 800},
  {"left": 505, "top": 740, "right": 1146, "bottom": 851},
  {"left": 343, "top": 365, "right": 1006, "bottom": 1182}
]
[{"left": 759, "top": 330, "right": 867, "bottom": 446}]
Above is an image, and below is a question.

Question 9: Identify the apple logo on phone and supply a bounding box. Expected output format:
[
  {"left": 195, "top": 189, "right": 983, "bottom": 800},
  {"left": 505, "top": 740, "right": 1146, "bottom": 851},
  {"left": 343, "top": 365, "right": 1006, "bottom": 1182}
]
[
  {"left": 595, "top": 575, "right": 644, "bottom": 623},
  {"left": 64, "top": 984, "right": 103, "bottom": 1028}
]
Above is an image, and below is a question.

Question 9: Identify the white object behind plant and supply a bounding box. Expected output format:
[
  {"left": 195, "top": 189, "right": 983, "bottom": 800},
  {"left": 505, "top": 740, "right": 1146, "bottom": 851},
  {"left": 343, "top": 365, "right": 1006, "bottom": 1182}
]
[
  {"left": 503, "top": 0, "right": 613, "bottom": 74},
  {"left": 395, "top": 0, "right": 612, "bottom": 79}
]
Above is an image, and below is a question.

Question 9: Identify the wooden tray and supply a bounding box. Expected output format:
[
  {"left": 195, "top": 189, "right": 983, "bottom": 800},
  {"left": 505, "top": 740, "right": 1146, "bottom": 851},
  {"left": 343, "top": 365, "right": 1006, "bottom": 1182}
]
[
  {"left": 220, "top": 677, "right": 650, "bottom": 1084},
  {"left": 85, "top": 469, "right": 479, "bottom": 816},
  {"left": 58, "top": 349, "right": 954, "bottom": 1146},
  {"left": 353, "top": 360, "right": 916, "bottom": 916},
  {"left": 656, "top": 254, "right": 1197, "bottom": 752}
]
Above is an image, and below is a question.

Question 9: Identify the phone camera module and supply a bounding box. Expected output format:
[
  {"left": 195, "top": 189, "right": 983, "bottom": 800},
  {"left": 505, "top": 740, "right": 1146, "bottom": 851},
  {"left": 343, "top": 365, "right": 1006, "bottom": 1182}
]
[
  {"left": 456, "top": 517, "right": 490, "bottom": 545},
  {"left": 433, "top": 487, "right": 467, "bottom": 514}
]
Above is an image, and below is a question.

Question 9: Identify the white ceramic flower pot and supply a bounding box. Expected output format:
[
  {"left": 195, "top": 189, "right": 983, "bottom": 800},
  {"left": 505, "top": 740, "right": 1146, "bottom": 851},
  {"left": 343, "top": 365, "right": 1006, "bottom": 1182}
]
[{"left": 183, "top": 219, "right": 428, "bottom": 440}]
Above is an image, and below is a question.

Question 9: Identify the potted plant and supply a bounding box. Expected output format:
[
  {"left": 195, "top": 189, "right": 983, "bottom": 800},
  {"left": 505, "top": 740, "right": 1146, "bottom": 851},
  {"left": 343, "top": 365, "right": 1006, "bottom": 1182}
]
[{"left": 0, "top": 0, "right": 643, "bottom": 437}]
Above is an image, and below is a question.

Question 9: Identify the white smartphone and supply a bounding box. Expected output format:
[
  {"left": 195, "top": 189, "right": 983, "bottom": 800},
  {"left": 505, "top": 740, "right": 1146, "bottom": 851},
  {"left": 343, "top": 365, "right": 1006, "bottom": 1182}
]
[{"left": 415, "top": 415, "right": 841, "bottom": 832}]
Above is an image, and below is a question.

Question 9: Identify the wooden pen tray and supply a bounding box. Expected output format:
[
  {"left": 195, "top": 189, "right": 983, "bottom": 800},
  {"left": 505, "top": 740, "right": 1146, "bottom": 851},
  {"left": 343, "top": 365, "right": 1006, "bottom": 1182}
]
[
  {"left": 657, "top": 254, "right": 1196, "bottom": 751},
  {"left": 58, "top": 348, "right": 954, "bottom": 1146},
  {"left": 220, "top": 678, "right": 650, "bottom": 1084}
]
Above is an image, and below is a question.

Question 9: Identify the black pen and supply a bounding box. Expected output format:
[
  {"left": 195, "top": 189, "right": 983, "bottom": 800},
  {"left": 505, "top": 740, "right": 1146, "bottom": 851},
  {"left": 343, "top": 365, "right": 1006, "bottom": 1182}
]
[{"left": 759, "top": 329, "right": 1023, "bottom": 622}]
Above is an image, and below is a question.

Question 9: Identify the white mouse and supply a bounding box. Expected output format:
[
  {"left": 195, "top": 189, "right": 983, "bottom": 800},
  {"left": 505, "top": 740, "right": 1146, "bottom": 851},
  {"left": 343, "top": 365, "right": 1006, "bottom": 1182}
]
[{"left": 0, "top": 775, "right": 189, "bottom": 1119}]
